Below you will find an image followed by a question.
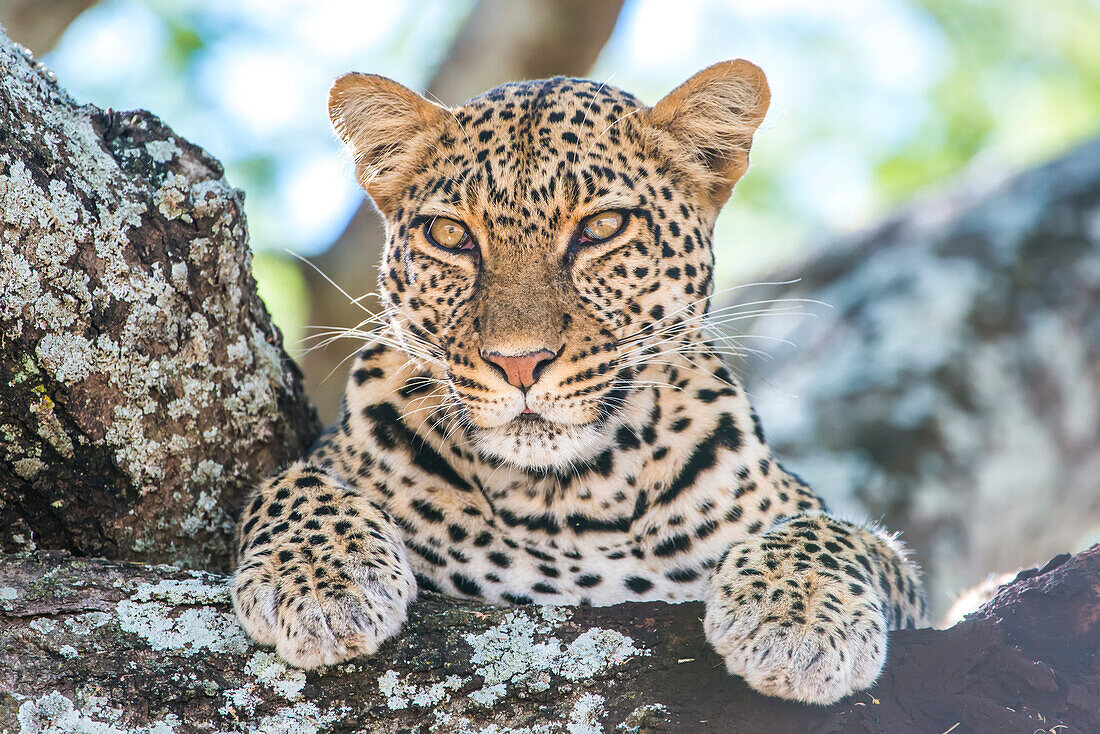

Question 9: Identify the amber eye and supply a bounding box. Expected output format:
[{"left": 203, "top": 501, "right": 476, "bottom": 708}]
[
  {"left": 426, "top": 217, "right": 475, "bottom": 251},
  {"left": 578, "top": 211, "right": 625, "bottom": 244}
]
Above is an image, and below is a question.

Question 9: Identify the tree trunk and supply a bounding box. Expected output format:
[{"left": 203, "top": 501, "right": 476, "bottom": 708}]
[
  {"left": 301, "top": 0, "right": 626, "bottom": 423},
  {"left": 2, "top": 546, "right": 1096, "bottom": 733},
  {"left": 0, "top": 30, "right": 321, "bottom": 571},
  {"left": 0, "top": 0, "right": 97, "bottom": 56},
  {"left": 728, "top": 139, "right": 1100, "bottom": 618}
]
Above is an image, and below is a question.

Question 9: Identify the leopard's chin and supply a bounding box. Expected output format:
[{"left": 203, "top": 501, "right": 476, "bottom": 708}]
[{"left": 472, "top": 417, "right": 612, "bottom": 471}]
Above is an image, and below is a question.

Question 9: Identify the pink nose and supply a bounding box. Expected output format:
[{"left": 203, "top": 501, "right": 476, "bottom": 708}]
[{"left": 482, "top": 349, "right": 557, "bottom": 390}]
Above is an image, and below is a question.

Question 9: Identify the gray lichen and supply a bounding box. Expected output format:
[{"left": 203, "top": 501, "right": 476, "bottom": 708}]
[
  {"left": 463, "top": 609, "right": 645, "bottom": 706},
  {"left": 16, "top": 691, "right": 181, "bottom": 734}
]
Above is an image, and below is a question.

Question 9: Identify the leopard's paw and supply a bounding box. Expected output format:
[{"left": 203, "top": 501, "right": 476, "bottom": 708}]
[
  {"left": 705, "top": 585, "right": 886, "bottom": 704},
  {"left": 704, "top": 530, "right": 890, "bottom": 704},
  {"left": 232, "top": 544, "right": 416, "bottom": 669}
]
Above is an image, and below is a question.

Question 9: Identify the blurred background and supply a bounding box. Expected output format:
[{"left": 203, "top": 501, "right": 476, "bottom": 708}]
[{"left": 3, "top": 0, "right": 1098, "bottom": 617}]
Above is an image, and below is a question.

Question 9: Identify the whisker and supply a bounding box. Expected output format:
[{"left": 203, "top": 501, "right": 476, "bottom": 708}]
[
  {"left": 583, "top": 107, "right": 641, "bottom": 165},
  {"left": 424, "top": 90, "right": 472, "bottom": 147},
  {"left": 617, "top": 280, "right": 808, "bottom": 343},
  {"left": 287, "top": 249, "right": 376, "bottom": 318},
  {"left": 573, "top": 72, "right": 617, "bottom": 178}
]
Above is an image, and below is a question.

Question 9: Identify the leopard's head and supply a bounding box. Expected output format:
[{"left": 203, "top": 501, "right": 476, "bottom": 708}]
[{"left": 329, "top": 62, "right": 769, "bottom": 470}]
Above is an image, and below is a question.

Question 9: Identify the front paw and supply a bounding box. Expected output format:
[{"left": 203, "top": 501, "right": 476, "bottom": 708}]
[
  {"left": 704, "top": 536, "right": 888, "bottom": 704},
  {"left": 232, "top": 544, "right": 416, "bottom": 669}
]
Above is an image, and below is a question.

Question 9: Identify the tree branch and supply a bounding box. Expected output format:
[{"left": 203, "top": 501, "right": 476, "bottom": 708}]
[
  {"left": 0, "top": 0, "right": 96, "bottom": 55},
  {"left": 2, "top": 547, "right": 1096, "bottom": 733},
  {"left": 729, "top": 137, "right": 1100, "bottom": 617}
]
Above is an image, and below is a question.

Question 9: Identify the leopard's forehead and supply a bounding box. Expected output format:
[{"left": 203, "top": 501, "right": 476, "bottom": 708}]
[
  {"left": 457, "top": 76, "right": 646, "bottom": 134},
  {"left": 408, "top": 77, "right": 659, "bottom": 230}
]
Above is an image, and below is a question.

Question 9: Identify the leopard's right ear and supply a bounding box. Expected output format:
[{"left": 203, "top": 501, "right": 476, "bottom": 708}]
[{"left": 328, "top": 73, "right": 447, "bottom": 217}]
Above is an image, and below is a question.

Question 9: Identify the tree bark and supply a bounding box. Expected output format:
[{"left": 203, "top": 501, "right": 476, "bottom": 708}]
[
  {"left": 729, "top": 139, "right": 1100, "bottom": 617},
  {"left": 2, "top": 545, "right": 1096, "bottom": 733},
  {"left": 0, "top": 30, "right": 321, "bottom": 571},
  {"left": 301, "top": 0, "right": 626, "bottom": 422}
]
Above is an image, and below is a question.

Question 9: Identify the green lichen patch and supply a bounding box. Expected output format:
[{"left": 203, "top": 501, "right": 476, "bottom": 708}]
[
  {"left": 376, "top": 669, "right": 466, "bottom": 711},
  {"left": 249, "top": 701, "right": 344, "bottom": 734},
  {"left": 64, "top": 611, "right": 112, "bottom": 636},
  {"left": 245, "top": 652, "right": 308, "bottom": 701},
  {"left": 129, "top": 576, "right": 231, "bottom": 606},
  {"left": 565, "top": 693, "right": 605, "bottom": 734}
]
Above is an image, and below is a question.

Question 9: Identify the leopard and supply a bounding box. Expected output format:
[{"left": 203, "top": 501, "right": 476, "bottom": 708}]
[{"left": 230, "top": 60, "right": 928, "bottom": 705}]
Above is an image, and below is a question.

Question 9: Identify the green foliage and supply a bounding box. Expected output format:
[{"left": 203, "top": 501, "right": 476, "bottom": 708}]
[
  {"left": 252, "top": 251, "right": 308, "bottom": 354},
  {"left": 162, "top": 17, "right": 203, "bottom": 71},
  {"left": 876, "top": 0, "right": 1100, "bottom": 203}
]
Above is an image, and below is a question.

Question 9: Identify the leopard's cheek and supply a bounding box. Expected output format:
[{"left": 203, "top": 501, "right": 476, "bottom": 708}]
[
  {"left": 386, "top": 241, "right": 473, "bottom": 331},
  {"left": 572, "top": 238, "right": 662, "bottom": 329}
]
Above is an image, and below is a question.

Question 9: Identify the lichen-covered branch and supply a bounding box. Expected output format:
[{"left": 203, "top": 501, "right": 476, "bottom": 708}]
[
  {"left": 2, "top": 547, "right": 1097, "bottom": 733},
  {"left": 0, "top": 29, "right": 320, "bottom": 569}
]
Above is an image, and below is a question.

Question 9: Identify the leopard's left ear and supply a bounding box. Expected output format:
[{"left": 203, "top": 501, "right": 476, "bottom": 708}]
[
  {"left": 644, "top": 60, "right": 770, "bottom": 209},
  {"left": 328, "top": 72, "right": 448, "bottom": 217}
]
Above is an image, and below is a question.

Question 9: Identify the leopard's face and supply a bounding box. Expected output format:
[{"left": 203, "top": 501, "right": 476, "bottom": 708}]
[{"left": 330, "top": 64, "right": 769, "bottom": 470}]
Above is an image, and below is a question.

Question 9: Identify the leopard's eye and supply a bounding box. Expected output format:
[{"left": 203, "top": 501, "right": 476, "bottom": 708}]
[
  {"left": 579, "top": 211, "right": 625, "bottom": 244},
  {"left": 426, "top": 218, "right": 475, "bottom": 251}
]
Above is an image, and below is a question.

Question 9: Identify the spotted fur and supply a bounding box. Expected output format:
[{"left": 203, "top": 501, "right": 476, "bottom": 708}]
[{"left": 231, "top": 61, "right": 928, "bottom": 704}]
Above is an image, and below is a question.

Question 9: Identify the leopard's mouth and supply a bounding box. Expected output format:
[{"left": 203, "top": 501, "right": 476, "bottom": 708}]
[{"left": 471, "top": 413, "right": 612, "bottom": 470}]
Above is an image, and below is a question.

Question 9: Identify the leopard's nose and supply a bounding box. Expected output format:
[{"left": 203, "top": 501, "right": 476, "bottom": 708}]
[{"left": 481, "top": 349, "right": 558, "bottom": 391}]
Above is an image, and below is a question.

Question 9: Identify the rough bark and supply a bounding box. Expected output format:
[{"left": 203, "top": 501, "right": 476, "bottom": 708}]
[
  {"left": 734, "top": 138, "right": 1100, "bottom": 616},
  {"left": 301, "top": 0, "right": 626, "bottom": 422},
  {"left": 2, "top": 546, "right": 1096, "bottom": 733},
  {"left": 0, "top": 1, "right": 97, "bottom": 56},
  {"left": 0, "top": 30, "right": 321, "bottom": 570}
]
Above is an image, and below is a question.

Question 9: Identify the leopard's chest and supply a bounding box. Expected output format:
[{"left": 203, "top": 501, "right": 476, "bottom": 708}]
[
  {"left": 403, "top": 521, "right": 715, "bottom": 606},
  {"left": 332, "top": 357, "right": 815, "bottom": 606}
]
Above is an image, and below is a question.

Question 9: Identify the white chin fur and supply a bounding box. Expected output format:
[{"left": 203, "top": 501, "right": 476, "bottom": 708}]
[{"left": 473, "top": 419, "right": 610, "bottom": 471}]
